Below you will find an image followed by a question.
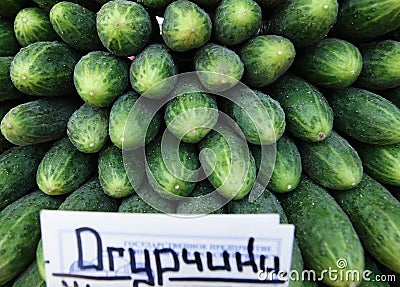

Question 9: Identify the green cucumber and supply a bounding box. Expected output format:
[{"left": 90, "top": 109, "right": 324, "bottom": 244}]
[
  {"left": 194, "top": 43, "right": 244, "bottom": 92},
  {"left": 239, "top": 35, "right": 295, "bottom": 88},
  {"left": 0, "top": 191, "right": 64, "bottom": 285},
  {"left": 0, "top": 20, "right": 20, "bottom": 56},
  {"left": 278, "top": 177, "right": 364, "bottom": 287},
  {"left": 268, "top": 74, "right": 333, "bottom": 142},
  {"left": 12, "top": 261, "right": 45, "bottom": 287},
  {"left": 10, "top": 41, "right": 80, "bottom": 97},
  {"left": 36, "top": 240, "right": 45, "bottom": 281},
  {"left": 0, "top": 57, "right": 24, "bottom": 102},
  {"left": 98, "top": 145, "right": 145, "bottom": 198},
  {"left": 331, "top": 0, "right": 400, "bottom": 42},
  {"left": 223, "top": 89, "right": 286, "bottom": 145},
  {"left": 0, "top": 102, "right": 16, "bottom": 150},
  {"left": 50, "top": 2, "right": 103, "bottom": 52},
  {"left": 36, "top": 137, "right": 97, "bottom": 195},
  {"left": 73, "top": 51, "right": 129, "bottom": 107},
  {"left": 14, "top": 8, "right": 59, "bottom": 47},
  {"left": 96, "top": 0, "right": 152, "bottom": 56},
  {"left": 356, "top": 40, "right": 400, "bottom": 90},
  {"left": 214, "top": 0, "right": 261, "bottom": 46},
  {"left": 129, "top": 44, "right": 177, "bottom": 99},
  {"left": 294, "top": 38, "right": 363, "bottom": 89},
  {"left": 199, "top": 125, "right": 256, "bottom": 200},
  {"left": 146, "top": 134, "right": 200, "bottom": 199},
  {"left": 0, "top": 143, "right": 50, "bottom": 210},
  {"left": 67, "top": 103, "right": 109, "bottom": 153},
  {"left": 332, "top": 174, "right": 400, "bottom": 273},
  {"left": 164, "top": 84, "right": 218, "bottom": 143},
  {"left": 267, "top": 0, "right": 338, "bottom": 48},
  {"left": 325, "top": 87, "right": 400, "bottom": 145},
  {"left": 297, "top": 131, "right": 363, "bottom": 190},
  {"left": 162, "top": 0, "right": 212, "bottom": 52},
  {"left": 1, "top": 97, "right": 79, "bottom": 146}
]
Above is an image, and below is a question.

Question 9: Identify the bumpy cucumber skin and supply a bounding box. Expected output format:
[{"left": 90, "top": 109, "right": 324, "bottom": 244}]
[
  {"left": 14, "top": 8, "right": 59, "bottom": 47},
  {"left": 331, "top": 0, "right": 400, "bottom": 42},
  {"left": 162, "top": 0, "right": 212, "bottom": 52},
  {"left": 129, "top": 44, "right": 177, "bottom": 99},
  {"left": 36, "top": 138, "right": 97, "bottom": 195},
  {"left": 199, "top": 126, "right": 256, "bottom": 200},
  {"left": 268, "top": 0, "right": 338, "bottom": 48},
  {"left": 214, "top": 0, "right": 261, "bottom": 46},
  {"left": 239, "top": 35, "right": 295, "bottom": 88},
  {"left": 297, "top": 131, "right": 363, "bottom": 190},
  {"left": 194, "top": 43, "right": 244, "bottom": 92},
  {"left": 10, "top": 41, "right": 80, "bottom": 97},
  {"left": 109, "top": 91, "right": 162, "bottom": 150},
  {"left": 333, "top": 174, "right": 400, "bottom": 273},
  {"left": 325, "top": 87, "right": 400, "bottom": 145},
  {"left": 97, "top": 0, "right": 152, "bottom": 56},
  {"left": 0, "top": 57, "right": 24, "bottom": 102},
  {"left": 50, "top": 2, "right": 102, "bottom": 52},
  {"left": 73, "top": 51, "right": 130, "bottom": 107},
  {"left": 0, "top": 20, "right": 20, "bottom": 56},
  {"left": 268, "top": 74, "right": 333, "bottom": 142},
  {"left": 0, "top": 98, "right": 79, "bottom": 146},
  {"left": 294, "top": 38, "right": 362, "bottom": 89},
  {"left": 279, "top": 177, "right": 364, "bottom": 287},
  {"left": 0, "top": 143, "right": 51, "bottom": 209},
  {"left": 98, "top": 145, "right": 144, "bottom": 198},
  {"left": 12, "top": 261, "right": 45, "bottom": 287},
  {"left": 356, "top": 40, "right": 400, "bottom": 90},
  {"left": 0, "top": 191, "right": 64, "bottom": 285},
  {"left": 67, "top": 103, "right": 109, "bottom": 153}
]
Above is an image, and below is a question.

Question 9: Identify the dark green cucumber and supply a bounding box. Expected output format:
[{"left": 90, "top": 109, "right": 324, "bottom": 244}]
[
  {"left": 50, "top": 2, "right": 103, "bottom": 52},
  {"left": 331, "top": 0, "right": 400, "bottom": 42},
  {"left": 0, "top": 143, "right": 50, "bottom": 209},
  {"left": 0, "top": 57, "right": 24, "bottom": 102},
  {"left": 382, "top": 86, "right": 400, "bottom": 108},
  {"left": 194, "top": 43, "right": 244, "bottom": 92},
  {"left": 129, "top": 44, "right": 177, "bottom": 99},
  {"left": 109, "top": 91, "right": 162, "bottom": 149},
  {"left": 297, "top": 131, "right": 363, "bottom": 190},
  {"left": 325, "top": 87, "right": 400, "bottom": 145},
  {"left": 356, "top": 40, "right": 400, "bottom": 90},
  {"left": 98, "top": 145, "right": 145, "bottom": 198},
  {"left": 239, "top": 35, "right": 295, "bottom": 88},
  {"left": 162, "top": 0, "right": 212, "bottom": 52},
  {"left": 0, "top": 20, "right": 20, "bottom": 56},
  {"left": 36, "top": 137, "right": 97, "bottom": 195},
  {"left": 12, "top": 261, "right": 45, "bottom": 287},
  {"left": 67, "top": 103, "right": 109, "bottom": 153},
  {"left": 332, "top": 174, "right": 400, "bottom": 273},
  {"left": 268, "top": 74, "right": 333, "bottom": 142},
  {"left": 14, "top": 8, "right": 59, "bottom": 47},
  {"left": 96, "top": 0, "right": 152, "bottom": 56},
  {"left": 294, "top": 38, "right": 362, "bottom": 89},
  {"left": 278, "top": 177, "right": 364, "bottom": 287},
  {"left": 165, "top": 84, "right": 218, "bottom": 143},
  {"left": 214, "top": 0, "right": 261, "bottom": 46},
  {"left": 0, "top": 97, "right": 79, "bottom": 146},
  {"left": 0, "top": 191, "right": 64, "bottom": 285},
  {"left": 73, "top": 51, "right": 130, "bottom": 107},
  {"left": 267, "top": 0, "right": 338, "bottom": 48},
  {"left": 223, "top": 89, "right": 286, "bottom": 145},
  {"left": 199, "top": 125, "right": 256, "bottom": 200},
  {"left": 10, "top": 41, "right": 80, "bottom": 97}
]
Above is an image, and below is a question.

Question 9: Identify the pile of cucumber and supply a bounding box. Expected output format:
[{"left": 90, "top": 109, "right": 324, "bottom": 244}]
[{"left": 1, "top": 0, "right": 400, "bottom": 286}]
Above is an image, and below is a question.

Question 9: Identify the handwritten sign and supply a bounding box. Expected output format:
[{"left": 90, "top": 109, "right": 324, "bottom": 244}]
[{"left": 40, "top": 211, "right": 294, "bottom": 287}]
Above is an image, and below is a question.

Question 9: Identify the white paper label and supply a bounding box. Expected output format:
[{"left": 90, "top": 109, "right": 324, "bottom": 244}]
[{"left": 40, "top": 210, "right": 294, "bottom": 287}]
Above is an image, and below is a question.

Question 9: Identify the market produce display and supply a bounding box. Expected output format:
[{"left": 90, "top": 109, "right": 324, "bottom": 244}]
[{"left": 0, "top": 0, "right": 400, "bottom": 286}]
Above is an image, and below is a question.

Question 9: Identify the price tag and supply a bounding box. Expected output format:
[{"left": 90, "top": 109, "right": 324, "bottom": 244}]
[{"left": 40, "top": 210, "right": 294, "bottom": 287}]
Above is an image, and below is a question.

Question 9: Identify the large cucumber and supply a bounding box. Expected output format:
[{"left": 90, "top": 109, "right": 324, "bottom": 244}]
[
  {"left": 332, "top": 174, "right": 400, "bottom": 273},
  {"left": 278, "top": 177, "right": 364, "bottom": 287}
]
